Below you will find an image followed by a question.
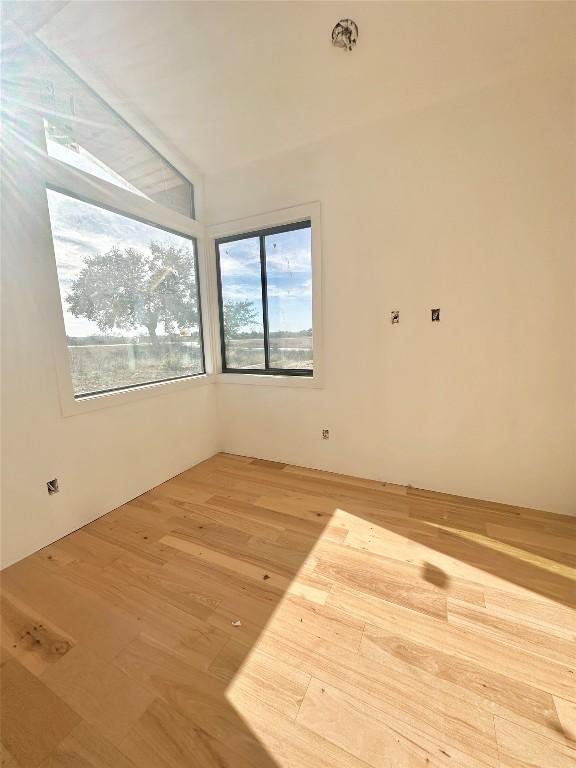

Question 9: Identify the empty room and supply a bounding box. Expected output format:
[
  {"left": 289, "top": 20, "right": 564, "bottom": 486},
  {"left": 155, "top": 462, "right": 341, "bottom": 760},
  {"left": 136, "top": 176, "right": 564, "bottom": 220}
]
[{"left": 1, "top": 1, "right": 575, "bottom": 766}]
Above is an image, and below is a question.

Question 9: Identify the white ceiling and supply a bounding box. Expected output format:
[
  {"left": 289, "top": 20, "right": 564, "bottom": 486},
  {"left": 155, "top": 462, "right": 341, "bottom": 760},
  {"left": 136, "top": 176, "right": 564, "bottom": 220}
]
[{"left": 19, "top": 1, "right": 576, "bottom": 175}]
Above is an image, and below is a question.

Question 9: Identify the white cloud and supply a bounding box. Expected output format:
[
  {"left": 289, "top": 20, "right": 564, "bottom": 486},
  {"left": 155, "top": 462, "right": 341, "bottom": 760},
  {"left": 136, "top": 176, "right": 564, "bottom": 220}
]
[
  {"left": 46, "top": 190, "right": 194, "bottom": 338},
  {"left": 265, "top": 247, "right": 311, "bottom": 274},
  {"left": 221, "top": 283, "right": 262, "bottom": 302},
  {"left": 268, "top": 277, "right": 311, "bottom": 298}
]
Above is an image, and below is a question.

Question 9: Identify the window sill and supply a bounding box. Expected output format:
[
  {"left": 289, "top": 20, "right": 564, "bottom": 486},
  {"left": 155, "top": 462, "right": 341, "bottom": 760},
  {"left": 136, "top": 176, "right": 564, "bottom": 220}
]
[
  {"left": 59, "top": 372, "right": 215, "bottom": 417},
  {"left": 216, "top": 372, "right": 323, "bottom": 389}
]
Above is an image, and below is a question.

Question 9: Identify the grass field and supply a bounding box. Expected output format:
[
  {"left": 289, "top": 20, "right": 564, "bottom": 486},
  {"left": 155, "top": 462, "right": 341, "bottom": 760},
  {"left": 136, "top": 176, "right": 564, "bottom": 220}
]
[
  {"left": 225, "top": 336, "right": 313, "bottom": 370},
  {"left": 68, "top": 335, "right": 313, "bottom": 395},
  {"left": 68, "top": 339, "right": 203, "bottom": 395}
]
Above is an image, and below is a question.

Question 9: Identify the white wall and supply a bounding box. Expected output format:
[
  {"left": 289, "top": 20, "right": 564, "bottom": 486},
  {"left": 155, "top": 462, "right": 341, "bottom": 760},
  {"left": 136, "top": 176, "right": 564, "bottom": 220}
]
[
  {"left": 0, "top": 116, "right": 218, "bottom": 570},
  {"left": 207, "top": 66, "right": 576, "bottom": 516}
]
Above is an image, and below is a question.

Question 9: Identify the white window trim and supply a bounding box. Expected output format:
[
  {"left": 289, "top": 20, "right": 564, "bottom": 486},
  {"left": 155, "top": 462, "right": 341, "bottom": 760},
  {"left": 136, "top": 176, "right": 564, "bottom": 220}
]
[{"left": 207, "top": 202, "right": 323, "bottom": 389}]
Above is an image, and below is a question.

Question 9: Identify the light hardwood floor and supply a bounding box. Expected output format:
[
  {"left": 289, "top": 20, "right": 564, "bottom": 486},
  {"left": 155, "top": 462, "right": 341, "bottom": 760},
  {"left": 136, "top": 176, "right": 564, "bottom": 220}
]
[{"left": 1, "top": 453, "right": 575, "bottom": 767}]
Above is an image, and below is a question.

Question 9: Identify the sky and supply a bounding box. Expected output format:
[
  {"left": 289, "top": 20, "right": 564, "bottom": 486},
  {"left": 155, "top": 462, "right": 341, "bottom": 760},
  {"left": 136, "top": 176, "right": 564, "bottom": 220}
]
[
  {"left": 46, "top": 189, "right": 197, "bottom": 337},
  {"left": 47, "top": 147, "right": 312, "bottom": 339},
  {"left": 219, "top": 227, "right": 313, "bottom": 333}
]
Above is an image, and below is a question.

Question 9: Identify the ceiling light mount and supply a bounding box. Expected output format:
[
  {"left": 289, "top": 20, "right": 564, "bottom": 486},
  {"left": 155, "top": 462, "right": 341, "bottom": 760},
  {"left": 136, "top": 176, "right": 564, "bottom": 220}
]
[{"left": 332, "top": 19, "right": 358, "bottom": 52}]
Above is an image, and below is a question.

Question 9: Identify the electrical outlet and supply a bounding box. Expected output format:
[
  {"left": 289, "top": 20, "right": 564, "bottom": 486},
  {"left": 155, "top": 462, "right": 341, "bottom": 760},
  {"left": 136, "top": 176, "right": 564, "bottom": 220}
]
[
  {"left": 431, "top": 308, "right": 440, "bottom": 322},
  {"left": 47, "top": 478, "right": 59, "bottom": 495},
  {"left": 322, "top": 429, "right": 330, "bottom": 440},
  {"left": 391, "top": 310, "right": 399, "bottom": 324}
]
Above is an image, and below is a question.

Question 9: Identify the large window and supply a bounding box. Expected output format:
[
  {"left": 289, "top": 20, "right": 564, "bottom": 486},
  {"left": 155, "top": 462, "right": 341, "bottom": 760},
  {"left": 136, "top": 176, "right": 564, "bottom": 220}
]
[
  {"left": 47, "top": 189, "right": 204, "bottom": 398},
  {"left": 33, "top": 39, "right": 195, "bottom": 217},
  {"left": 215, "top": 221, "right": 313, "bottom": 375}
]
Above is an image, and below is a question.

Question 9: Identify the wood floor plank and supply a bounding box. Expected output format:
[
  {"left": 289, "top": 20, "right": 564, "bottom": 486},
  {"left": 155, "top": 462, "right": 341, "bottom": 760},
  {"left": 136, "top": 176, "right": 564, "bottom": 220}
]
[
  {"left": 280, "top": 461, "right": 407, "bottom": 494},
  {"left": 145, "top": 481, "right": 213, "bottom": 507},
  {"left": 1, "top": 593, "right": 75, "bottom": 676},
  {"left": 434, "top": 529, "right": 575, "bottom": 607},
  {"left": 52, "top": 558, "right": 219, "bottom": 652},
  {"left": 159, "top": 551, "right": 283, "bottom": 611},
  {"left": 1, "top": 743, "right": 22, "bottom": 768},
  {"left": 447, "top": 598, "right": 576, "bottom": 665},
  {"left": 285, "top": 570, "right": 332, "bottom": 605},
  {"left": 167, "top": 501, "right": 283, "bottom": 542},
  {"left": 486, "top": 522, "right": 576, "bottom": 556},
  {"left": 167, "top": 518, "right": 254, "bottom": 554},
  {"left": 118, "top": 697, "right": 263, "bottom": 768},
  {"left": 42, "top": 527, "right": 147, "bottom": 570},
  {"left": 1, "top": 561, "right": 141, "bottom": 663},
  {"left": 113, "top": 633, "right": 213, "bottom": 693},
  {"left": 103, "top": 553, "right": 217, "bottom": 622},
  {"left": 313, "top": 539, "right": 448, "bottom": 618},
  {"left": 297, "top": 677, "right": 496, "bottom": 767},
  {"left": 201, "top": 495, "right": 288, "bottom": 533},
  {"left": 114, "top": 640, "right": 281, "bottom": 767},
  {"left": 210, "top": 493, "right": 330, "bottom": 538},
  {"left": 341, "top": 520, "right": 486, "bottom": 606},
  {"left": 40, "top": 645, "right": 154, "bottom": 745},
  {"left": 0, "top": 659, "right": 80, "bottom": 767},
  {"left": 40, "top": 722, "right": 138, "bottom": 768},
  {"left": 220, "top": 641, "right": 311, "bottom": 719},
  {"left": 269, "top": 593, "right": 365, "bottom": 652},
  {"left": 206, "top": 637, "right": 248, "bottom": 684},
  {"left": 205, "top": 587, "right": 290, "bottom": 646},
  {"left": 216, "top": 462, "right": 410, "bottom": 508},
  {"left": 327, "top": 584, "right": 576, "bottom": 700},
  {"left": 353, "top": 607, "right": 573, "bottom": 748},
  {"left": 226, "top": 684, "right": 374, "bottom": 768},
  {"left": 554, "top": 697, "right": 576, "bottom": 745},
  {"left": 86, "top": 518, "right": 170, "bottom": 566},
  {"left": 483, "top": 588, "right": 576, "bottom": 636},
  {"left": 359, "top": 623, "right": 558, "bottom": 730},
  {"left": 159, "top": 534, "right": 292, "bottom": 588},
  {"left": 253, "top": 628, "right": 499, "bottom": 764},
  {"left": 495, "top": 716, "right": 576, "bottom": 767}
]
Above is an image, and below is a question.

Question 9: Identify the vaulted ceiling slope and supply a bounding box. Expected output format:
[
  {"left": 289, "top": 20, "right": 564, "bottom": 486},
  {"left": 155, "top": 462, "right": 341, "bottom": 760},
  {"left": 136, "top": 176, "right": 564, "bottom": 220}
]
[{"left": 6, "top": 1, "right": 576, "bottom": 175}]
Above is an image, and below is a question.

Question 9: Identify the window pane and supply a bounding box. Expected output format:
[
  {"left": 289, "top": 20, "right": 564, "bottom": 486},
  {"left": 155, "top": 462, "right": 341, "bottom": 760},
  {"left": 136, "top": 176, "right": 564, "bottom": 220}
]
[
  {"left": 46, "top": 189, "right": 204, "bottom": 397},
  {"left": 265, "top": 226, "right": 313, "bottom": 370},
  {"left": 218, "top": 237, "right": 265, "bottom": 370},
  {"left": 4, "top": 37, "right": 194, "bottom": 217}
]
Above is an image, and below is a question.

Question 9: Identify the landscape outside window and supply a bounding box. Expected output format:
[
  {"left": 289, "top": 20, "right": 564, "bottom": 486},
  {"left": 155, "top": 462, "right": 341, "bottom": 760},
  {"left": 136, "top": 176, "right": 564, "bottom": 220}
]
[
  {"left": 47, "top": 189, "right": 204, "bottom": 397},
  {"left": 217, "top": 223, "right": 313, "bottom": 373}
]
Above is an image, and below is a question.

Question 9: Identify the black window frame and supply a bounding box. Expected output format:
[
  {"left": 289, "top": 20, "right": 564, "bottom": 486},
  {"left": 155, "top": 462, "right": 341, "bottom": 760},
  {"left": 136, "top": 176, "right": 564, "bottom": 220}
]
[
  {"left": 215, "top": 220, "right": 313, "bottom": 377},
  {"left": 46, "top": 185, "right": 207, "bottom": 399}
]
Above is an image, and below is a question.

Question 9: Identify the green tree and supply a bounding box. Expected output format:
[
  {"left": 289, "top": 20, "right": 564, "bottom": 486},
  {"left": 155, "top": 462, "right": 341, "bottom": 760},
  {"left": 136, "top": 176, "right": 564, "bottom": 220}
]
[
  {"left": 66, "top": 241, "right": 198, "bottom": 340},
  {"left": 223, "top": 299, "right": 258, "bottom": 338}
]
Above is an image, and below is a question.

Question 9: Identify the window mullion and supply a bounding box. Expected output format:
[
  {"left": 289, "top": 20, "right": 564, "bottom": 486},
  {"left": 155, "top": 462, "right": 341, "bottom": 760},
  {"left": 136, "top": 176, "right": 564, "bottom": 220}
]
[{"left": 259, "top": 234, "right": 271, "bottom": 370}]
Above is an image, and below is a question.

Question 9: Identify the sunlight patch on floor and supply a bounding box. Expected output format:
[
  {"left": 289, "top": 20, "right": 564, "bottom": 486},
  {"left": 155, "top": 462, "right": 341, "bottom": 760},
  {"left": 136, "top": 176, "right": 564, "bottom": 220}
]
[
  {"left": 224, "top": 505, "right": 457, "bottom": 765},
  {"left": 224, "top": 504, "right": 575, "bottom": 768}
]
